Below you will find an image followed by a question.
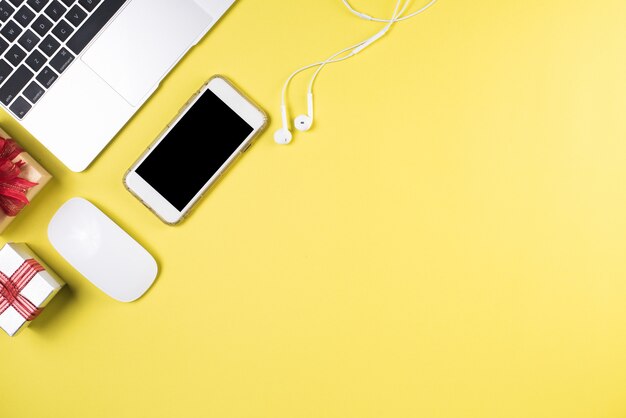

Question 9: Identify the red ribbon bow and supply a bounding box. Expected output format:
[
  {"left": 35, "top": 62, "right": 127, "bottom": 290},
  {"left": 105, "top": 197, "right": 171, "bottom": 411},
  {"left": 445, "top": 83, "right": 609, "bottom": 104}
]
[
  {"left": 0, "top": 259, "right": 45, "bottom": 321},
  {"left": 0, "top": 136, "right": 37, "bottom": 217}
]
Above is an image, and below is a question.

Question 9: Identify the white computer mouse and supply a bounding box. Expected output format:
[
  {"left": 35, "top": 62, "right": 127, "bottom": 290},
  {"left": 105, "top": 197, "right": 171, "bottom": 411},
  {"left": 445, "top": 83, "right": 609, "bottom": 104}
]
[{"left": 48, "top": 198, "right": 158, "bottom": 302}]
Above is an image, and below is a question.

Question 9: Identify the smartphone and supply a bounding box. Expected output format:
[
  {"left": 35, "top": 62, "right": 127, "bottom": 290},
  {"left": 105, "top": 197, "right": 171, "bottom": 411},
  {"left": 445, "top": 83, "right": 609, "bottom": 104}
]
[{"left": 124, "top": 76, "right": 268, "bottom": 224}]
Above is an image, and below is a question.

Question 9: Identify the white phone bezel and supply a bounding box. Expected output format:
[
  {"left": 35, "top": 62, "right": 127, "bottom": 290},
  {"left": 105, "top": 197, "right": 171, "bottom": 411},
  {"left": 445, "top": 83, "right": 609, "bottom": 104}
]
[{"left": 124, "top": 76, "right": 268, "bottom": 224}]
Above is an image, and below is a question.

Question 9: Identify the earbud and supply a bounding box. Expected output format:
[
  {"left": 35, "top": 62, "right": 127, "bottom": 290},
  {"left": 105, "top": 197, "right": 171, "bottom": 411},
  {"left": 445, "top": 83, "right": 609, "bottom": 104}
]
[
  {"left": 274, "top": 128, "right": 293, "bottom": 145},
  {"left": 294, "top": 93, "right": 314, "bottom": 132},
  {"left": 274, "top": 104, "right": 293, "bottom": 144},
  {"left": 294, "top": 115, "right": 312, "bottom": 132}
]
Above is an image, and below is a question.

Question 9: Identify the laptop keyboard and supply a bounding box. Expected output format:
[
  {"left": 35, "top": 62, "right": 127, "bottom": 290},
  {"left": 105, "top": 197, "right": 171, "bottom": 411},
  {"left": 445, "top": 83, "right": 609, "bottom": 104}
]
[{"left": 0, "top": 0, "right": 126, "bottom": 119}]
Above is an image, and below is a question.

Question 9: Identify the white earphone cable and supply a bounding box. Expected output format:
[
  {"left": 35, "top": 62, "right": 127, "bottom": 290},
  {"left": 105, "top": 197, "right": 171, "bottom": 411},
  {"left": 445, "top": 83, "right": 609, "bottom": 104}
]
[
  {"left": 342, "top": 0, "right": 438, "bottom": 22},
  {"left": 280, "top": 0, "right": 405, "bottom": 125},
  {"left": 279, "top": 44, "right": 369, "bottom": 130},
  {"left": 280, "top": 42, "right": 371, "bottom": 128},
  {"left": 275, "top": 0, "right": 438, "bottom": 143},
  {"left": 307, "top": 0, "right": 410, "bottom": 97}
]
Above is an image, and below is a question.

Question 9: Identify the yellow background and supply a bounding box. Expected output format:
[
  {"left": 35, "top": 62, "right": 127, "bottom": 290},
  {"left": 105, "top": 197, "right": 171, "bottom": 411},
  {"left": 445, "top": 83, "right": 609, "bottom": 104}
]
[{"left": 3, "top": 0, "right": 626, "bottom": 416}]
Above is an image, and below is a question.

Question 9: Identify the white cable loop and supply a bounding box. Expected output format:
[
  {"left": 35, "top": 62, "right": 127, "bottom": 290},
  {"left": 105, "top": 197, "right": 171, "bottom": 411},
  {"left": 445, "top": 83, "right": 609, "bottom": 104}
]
[
  {"left": 342, "top": 0, "right": 438, "bottom": 22},
  {"left": 276, "top": 0, "right": 438, "bottom": 142}
]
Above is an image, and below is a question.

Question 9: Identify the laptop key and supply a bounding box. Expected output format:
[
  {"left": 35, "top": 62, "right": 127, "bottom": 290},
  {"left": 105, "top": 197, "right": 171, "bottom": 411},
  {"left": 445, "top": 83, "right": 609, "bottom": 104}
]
[
  {"left": 14, "top": 5, "right": 34, "bottom": 27},
  {"left": 9, "top": 95, "right": 30, "bottom": 118},
  {"left": 5, "top": 44, "right": 26, "bottom": 66},
  {"left": 39, "top": 34, "right": 59, "bottom": 56},
  {"left": 31, "top": 14, "right": 52, "bottom": 36},
  {"left": 7, "top": 0, "right": 24, "bottom": 6},
  {"left": 36, "top": 65, "right": 56, "bottom": 87},
  {"left": 65, "top": 5, "right": 86, "bottom": 27},
  {"left": 43, "top": 0, "right": 65, "bottom": 21},
  {"left": 1, "top": 19, "right": 20, "bottom": 41},
  {"left": 25, "top": 49, "right": 44, "bottom": 71},
  {"left": 0, "top": 2, "right": 15, "bottom": 22},
  {"left": 0, "top": 59, "right": 11, "bottom": 84},
  {"left": 0, "top": 64, "right": 32, "bottom": 105},
  {"left": 22, "top": 80, "right": 43, "bottom": 103},
  {"left": 51, "top": 18, "right": 72, "bottom": 41},
  {"left": 17, "top": 28, "right": 39, "bottom": 51},
  {"left": 78, "top": 0, "right": 99, "bottom": 12},
  {"left": 27, "top": 0, "right": 48, "bottom": 13},
  {"left": 67, "top": 0, "right": 125, "bottom": 55},
  {"left": 0, "top": 36, "right": 7, "bottom": 54},
  {"left": 49, "top": 46, "right": 72, "bottom": 73}
]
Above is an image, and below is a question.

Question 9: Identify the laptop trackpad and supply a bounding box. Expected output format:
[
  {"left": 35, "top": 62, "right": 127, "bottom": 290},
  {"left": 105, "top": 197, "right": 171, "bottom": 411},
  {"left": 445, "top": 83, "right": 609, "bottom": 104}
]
[{"left": 82, "top": 0, "right": 212, "bottom": 106}]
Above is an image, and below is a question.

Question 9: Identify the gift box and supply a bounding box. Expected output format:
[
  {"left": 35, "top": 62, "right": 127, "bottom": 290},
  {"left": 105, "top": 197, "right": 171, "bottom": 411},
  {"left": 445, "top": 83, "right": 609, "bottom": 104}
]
[
  {"left": 0, "top": 127, "right": 52, "bottom": 233},
  {"left": 0, "top": 243, "right": 64, "bottom": 336}
]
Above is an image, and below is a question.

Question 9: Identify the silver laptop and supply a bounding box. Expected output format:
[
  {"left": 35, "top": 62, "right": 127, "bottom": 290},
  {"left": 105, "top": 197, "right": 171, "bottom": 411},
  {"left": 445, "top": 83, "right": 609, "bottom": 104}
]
[{"left": 0, "top": 0, "right": 235, "bottom": 171}]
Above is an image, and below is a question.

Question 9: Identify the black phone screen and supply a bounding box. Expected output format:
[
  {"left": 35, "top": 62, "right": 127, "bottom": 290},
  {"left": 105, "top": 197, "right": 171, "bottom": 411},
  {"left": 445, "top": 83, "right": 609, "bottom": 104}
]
[{"left": 136, "top": 89, "right": 254, "bottom": 211}]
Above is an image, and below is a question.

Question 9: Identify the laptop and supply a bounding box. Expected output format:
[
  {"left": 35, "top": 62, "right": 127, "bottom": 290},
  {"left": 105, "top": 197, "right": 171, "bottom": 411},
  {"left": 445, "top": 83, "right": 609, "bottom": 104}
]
[{"left": 0, "top": 0, "right": 236, "bottom": 172}]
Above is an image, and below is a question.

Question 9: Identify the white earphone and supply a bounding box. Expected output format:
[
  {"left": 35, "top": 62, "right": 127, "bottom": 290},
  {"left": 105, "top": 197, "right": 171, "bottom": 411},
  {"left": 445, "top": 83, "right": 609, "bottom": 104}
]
[{"left": 274, "top": 0, "right": 438, "bottom": 145}]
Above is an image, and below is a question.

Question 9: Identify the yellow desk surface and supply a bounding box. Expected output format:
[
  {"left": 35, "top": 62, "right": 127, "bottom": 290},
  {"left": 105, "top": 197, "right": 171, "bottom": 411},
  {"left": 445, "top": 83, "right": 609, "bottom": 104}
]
[{"left": 3, "top": 1, "right": 626, "bottom": 417}]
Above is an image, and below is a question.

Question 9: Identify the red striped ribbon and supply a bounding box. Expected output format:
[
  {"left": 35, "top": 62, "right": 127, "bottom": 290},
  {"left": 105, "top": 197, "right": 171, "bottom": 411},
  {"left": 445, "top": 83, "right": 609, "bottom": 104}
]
[{"left": 0, "top": 259, "right": 45, "bottom": 321}]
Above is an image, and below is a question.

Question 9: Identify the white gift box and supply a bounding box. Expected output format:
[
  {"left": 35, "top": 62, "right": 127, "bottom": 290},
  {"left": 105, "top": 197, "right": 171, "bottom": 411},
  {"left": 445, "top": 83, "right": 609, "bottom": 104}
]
[{"left": 0, "top": 243, "right": 64, "bottom": 337}]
